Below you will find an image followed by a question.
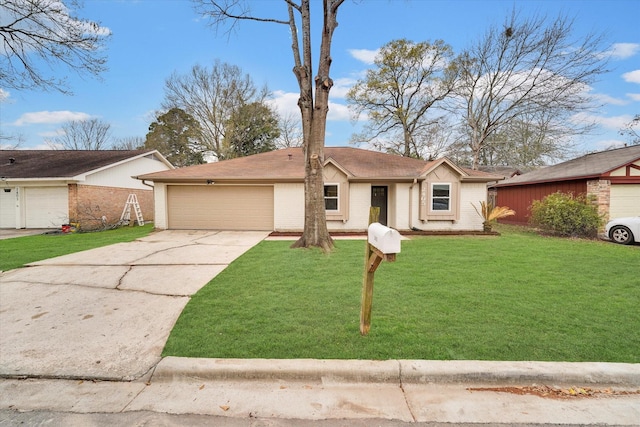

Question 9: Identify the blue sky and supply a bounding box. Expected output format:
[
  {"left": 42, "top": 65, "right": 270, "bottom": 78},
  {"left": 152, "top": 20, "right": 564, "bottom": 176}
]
[{"left": 1, "top": 0, "right": 639, "bottom": 154}]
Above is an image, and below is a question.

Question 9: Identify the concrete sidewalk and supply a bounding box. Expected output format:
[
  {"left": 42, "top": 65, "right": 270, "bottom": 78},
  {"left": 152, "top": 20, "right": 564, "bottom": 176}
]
[{"left": 1, "top": 358, "right": 639, "bottom": 425}]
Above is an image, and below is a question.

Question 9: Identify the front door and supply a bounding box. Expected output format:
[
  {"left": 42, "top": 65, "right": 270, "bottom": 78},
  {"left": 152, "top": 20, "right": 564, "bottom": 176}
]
[{"left": 371, "top": 186, "right": 388, "bottom": 225}]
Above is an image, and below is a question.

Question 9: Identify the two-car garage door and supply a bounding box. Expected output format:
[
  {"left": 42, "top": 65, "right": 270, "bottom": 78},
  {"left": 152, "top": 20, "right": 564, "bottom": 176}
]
[{"left": 167, "top": 185, "right": 274, "bottom": 230}]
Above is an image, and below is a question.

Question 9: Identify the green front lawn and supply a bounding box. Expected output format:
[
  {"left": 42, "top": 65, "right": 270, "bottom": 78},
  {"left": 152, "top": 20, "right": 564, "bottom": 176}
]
[
  {"left": 164, "top": 226, "right": 640, "bottom": 362},
  {"left": 0, "top": 225, "right": 154, "bottom": 271}
]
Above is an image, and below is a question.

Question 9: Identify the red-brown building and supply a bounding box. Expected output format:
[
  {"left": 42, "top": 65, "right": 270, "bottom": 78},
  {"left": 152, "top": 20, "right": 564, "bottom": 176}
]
[{"left": 494, "top": 145, "right": 640, "bottom": 225}]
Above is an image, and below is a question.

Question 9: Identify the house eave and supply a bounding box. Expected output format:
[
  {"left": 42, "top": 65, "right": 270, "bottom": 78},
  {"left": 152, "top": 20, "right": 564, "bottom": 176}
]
[
  {"left": 0, "top": 177, "right": 80, "bottom": 184},
  {"left": 495, "top": 174, "right": 601, "bottom": 187}
]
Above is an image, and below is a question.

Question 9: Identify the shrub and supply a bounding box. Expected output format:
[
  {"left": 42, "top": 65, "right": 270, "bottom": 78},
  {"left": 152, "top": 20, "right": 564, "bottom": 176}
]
[{"left": 529, "top": 192, "right": 602, "bottom": 238}]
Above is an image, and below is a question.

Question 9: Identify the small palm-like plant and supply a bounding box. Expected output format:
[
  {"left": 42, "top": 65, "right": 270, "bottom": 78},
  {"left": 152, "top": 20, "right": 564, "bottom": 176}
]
[{"left": 472, "top": 201, "right": 516, "bottom": 232}]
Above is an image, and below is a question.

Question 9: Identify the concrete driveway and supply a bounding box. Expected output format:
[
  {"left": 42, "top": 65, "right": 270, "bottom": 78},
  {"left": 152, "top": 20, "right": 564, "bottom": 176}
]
[{"left": 0, "top": 230, "right": 269, "bottom": 381}]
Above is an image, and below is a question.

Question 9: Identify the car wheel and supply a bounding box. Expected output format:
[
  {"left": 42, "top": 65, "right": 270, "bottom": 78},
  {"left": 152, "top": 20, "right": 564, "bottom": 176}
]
[{"left": 609, "top": 225, "right": 634, "bottom": 245}]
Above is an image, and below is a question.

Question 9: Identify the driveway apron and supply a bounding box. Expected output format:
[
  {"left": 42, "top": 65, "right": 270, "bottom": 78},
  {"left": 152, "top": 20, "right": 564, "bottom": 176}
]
[{"left": 0, "top": 230, "right": 268, "bottom": 381}]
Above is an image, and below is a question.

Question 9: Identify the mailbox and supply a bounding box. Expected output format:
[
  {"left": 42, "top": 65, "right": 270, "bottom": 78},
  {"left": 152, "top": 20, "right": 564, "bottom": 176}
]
[{"left": 367, "top": 222, "right": 401, "bottom": 255}]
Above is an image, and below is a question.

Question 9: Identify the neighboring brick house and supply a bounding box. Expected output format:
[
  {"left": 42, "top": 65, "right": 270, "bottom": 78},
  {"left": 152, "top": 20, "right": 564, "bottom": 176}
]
[
  {"left": 494, "top": 145, "right": 640, "bottom": 226},
  {"left": 138, "top": 147, "right": 503, "bottom": 233},
  {"left": 0, "top": 150, "right": 173, "bottom": 230}
]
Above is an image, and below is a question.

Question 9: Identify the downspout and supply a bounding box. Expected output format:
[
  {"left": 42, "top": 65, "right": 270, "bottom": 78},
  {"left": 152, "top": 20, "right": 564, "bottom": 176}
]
[{"left": 141, "top": 179, "right": 154, "bottom": 189}]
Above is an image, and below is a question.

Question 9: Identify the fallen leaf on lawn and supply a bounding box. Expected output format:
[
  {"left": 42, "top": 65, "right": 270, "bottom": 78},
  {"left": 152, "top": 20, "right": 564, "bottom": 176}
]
[
  {"left": 199, "top": 384, "right": 205, "bottom": 390},
  {"left": 220, "top": 405, "right": 230, "bottom": 411},
  {"left": 280, "top": 385, "right": 288, "bottom": 389}
]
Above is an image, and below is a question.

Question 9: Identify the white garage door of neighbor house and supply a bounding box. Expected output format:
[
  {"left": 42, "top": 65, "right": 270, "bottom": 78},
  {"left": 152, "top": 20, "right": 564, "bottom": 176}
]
[
  {"left": 0, "top": 188, "right": 16, "bottom": 228},
  {"left": 167, "top": 185, "right": 274, "bottom": 230},
  {"left": 25, "top": 187, "right": 69, "bottom": 228},
  {"left": 610, "top": 184, "right": 640, "bottom": 218}
]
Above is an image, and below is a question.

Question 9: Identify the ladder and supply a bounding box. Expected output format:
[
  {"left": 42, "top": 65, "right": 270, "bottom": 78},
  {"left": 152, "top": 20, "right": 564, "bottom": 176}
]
[{"left": 120, "top": 194, "right": 144, "bottom": 226}]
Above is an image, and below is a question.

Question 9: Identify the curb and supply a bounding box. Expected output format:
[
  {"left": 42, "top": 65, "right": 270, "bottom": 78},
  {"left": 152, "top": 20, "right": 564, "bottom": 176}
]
[{"left": 152, "top": 357, "right": 640, "bottom": 387}]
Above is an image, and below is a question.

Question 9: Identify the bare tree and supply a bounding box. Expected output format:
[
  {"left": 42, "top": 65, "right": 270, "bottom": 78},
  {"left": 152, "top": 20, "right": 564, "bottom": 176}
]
[
  {"left": 46, "top": 118, "right": 112, "bottom": 150},
  {"left": 347, "top": 38, "right": 458, "bottom": 159},
  {"left": 195, "top": 0, "right": 346, "bottom": 251},
  {"left": 619, "top": 114, "right": 640, "bottom": 145},
  {"left": 112, "top": 136, "right": 145, "bottom": 150},
  {"left": 0, "top": 128, "right": 25, "bottom": 149},
  {"left": 275, "top": 111, "right": 304, "bottom": 149},
  {"left": 479, "top": 109, "right": 576, "bottom": 166},
  {"left": 453, "top": 10, "right": 608, "bottom": 169},
  {"left": 162, "top": 61, "right": 267, "bottom": 160},
  {"left": 0, "top": 0, "right": 110, "bottom": 93}
]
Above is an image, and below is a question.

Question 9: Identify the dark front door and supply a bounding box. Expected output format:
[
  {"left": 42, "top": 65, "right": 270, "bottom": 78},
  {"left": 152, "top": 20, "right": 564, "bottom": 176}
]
[{"left": 371, "top": 186, "right": 388, "bottom": 225}]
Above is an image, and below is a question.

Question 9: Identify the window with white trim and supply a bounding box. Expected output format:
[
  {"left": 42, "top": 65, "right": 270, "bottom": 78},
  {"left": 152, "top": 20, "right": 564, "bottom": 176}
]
[
  {"left": 431, "top": 183, "right": 450, "bottom": 211},
  {"left": 324, "top": 184, "right": 339, "bottom": 211}
]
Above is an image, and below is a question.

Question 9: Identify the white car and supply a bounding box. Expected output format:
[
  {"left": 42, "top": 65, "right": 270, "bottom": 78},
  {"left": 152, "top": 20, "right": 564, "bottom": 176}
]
[{"left": 605, "top": 217, "right": 640, "bottom": 245}]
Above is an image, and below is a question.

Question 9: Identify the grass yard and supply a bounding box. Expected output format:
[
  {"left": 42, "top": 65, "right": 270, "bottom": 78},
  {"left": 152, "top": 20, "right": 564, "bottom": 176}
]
[
  {"left": 164, "top": 226, "right": 640, "bottom": 362},
  {"left": 0, "top": 224, "right": 154, "bottom": 271}
]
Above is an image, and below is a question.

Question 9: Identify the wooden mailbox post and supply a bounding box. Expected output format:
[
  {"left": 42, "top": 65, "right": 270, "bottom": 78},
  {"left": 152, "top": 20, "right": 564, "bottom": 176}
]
[{"left": 360, "top": 207, "right": 401, "bottom": 335}]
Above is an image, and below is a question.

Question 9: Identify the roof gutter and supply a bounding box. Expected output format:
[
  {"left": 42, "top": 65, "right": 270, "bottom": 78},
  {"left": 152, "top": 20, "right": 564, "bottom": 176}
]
[{"left": 495, "top": 174, "right": 601, "bottom": 187}]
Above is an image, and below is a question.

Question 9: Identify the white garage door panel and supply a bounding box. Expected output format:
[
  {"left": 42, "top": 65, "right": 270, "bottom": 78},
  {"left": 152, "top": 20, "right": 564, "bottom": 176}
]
[
  {"left": 168, "top": 186, "right": 274, "bottom": 230},
  {"left": 0, "top": 189, "right": 16, "bottom": 228},
  {"left": 25, "top": 187, "right": 69, "bottom": 228},
  {"left": 610, "top": 185, "right": 640, "bottom": 218}
]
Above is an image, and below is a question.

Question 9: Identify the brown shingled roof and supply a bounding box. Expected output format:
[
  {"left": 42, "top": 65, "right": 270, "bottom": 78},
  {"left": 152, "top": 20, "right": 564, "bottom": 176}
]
[
  {"left": 496, "top": 145, "right": 640, "bottom": 186},
  {"left": 138, "top": 147, "right": 501, "bottom": 182},
  {"left": 0, "top": 150, "right": 164, "bottom": 179}
]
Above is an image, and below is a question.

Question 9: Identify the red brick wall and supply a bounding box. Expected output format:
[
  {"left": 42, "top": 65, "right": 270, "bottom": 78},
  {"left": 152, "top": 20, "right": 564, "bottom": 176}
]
[{"left": 68, "top": 184, "right": 154, "bottom": 230}]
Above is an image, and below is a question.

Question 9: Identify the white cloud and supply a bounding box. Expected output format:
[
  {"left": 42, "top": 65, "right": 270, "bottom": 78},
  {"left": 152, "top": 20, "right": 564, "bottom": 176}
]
[
  {"left": 571, "top": 112, "right": 633, "bottom": 130},
  {"left": 266, "top": 90, "right": 299, "bottom": 118},
  {"left": 622, "top": 70, "right": 640, "bottom": 84},
  {"left": 330, "top": 77, "right": 357, "bottom": 98},
  {"left": 627, "top": 93, "right": 640, "bottom": 101},
  {"left": 0, "top": 88, "right": 9, "bottom": 102},
  {"left": 267, "top": 90, "right": 352, "bottom": 123},
  {"left": 602, "top": 43, "right": 640, "bottom": 59},
  {"left": 593, "top": 139, "right": 629, "bottom": 150},
  {"left": 327, "top": 101, "right": 351, "bottom": 121},
  {"left": 12, "top": 111, "right": 91, "bottom": 126},
  {"left": 349, "top": 48, "right": 379, "bottom": 65},
  {"left": 38, "top": 129, "right": 65, "bottom": 138},
  {"left": 592, "top": 93, "right": 628, "bottom": 106}
]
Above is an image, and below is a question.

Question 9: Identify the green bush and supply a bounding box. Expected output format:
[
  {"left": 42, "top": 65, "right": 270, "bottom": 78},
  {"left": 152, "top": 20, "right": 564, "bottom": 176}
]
[{"left": 529, "top": 192, "right": 602, "bottom": 238}]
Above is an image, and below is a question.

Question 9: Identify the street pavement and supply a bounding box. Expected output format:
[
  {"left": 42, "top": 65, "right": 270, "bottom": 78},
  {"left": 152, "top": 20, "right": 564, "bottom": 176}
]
[{"left": 0, "top": 230, "right": 639, "bottom": 426}]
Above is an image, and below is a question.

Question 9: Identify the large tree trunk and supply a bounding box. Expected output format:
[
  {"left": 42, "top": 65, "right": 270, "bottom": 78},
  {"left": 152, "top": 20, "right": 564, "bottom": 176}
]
[
  {"left": 291, "top": 119, "right": 333, "bottom": 252},
  {"left": 290, "top": 0, "right": 340, "bottom": 251}
]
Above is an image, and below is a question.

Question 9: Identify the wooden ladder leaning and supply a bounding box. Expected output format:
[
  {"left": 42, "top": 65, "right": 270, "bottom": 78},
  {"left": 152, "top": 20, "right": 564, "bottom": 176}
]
[{"left": 120, "top": 194, "right": 145, "bottom": 226}]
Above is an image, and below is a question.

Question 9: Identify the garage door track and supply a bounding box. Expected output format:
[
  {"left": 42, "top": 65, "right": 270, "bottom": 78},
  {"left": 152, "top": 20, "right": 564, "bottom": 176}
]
[{"left": 0, "top": 230, "right": 268, "bottom": 381}]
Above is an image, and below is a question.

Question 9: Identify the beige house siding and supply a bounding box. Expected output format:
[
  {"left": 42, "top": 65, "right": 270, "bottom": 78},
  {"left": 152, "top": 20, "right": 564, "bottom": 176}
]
[
  {"left": 274, "top": 183, "right": 304, "bottom": 232},
  {"left": 323, "top": 163, "right": 350, "bottom": 222},
  {"left": 415, "top": 182, "right": 486, "bottom": 231},
  {"left": 419, "top": 164, "right": 461, "bottom": 222},
  {"left": 343, "top": 183, "right": 374, "bottom": 231},
  {"left": 153, "top": 183, "right": 168, "bottom": 229}
]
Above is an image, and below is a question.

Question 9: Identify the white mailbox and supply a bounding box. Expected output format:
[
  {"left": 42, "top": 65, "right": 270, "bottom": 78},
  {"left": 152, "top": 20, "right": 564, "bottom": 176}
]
[{"left": 367, "top": 222, "right": 401, "bottom": 255}]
